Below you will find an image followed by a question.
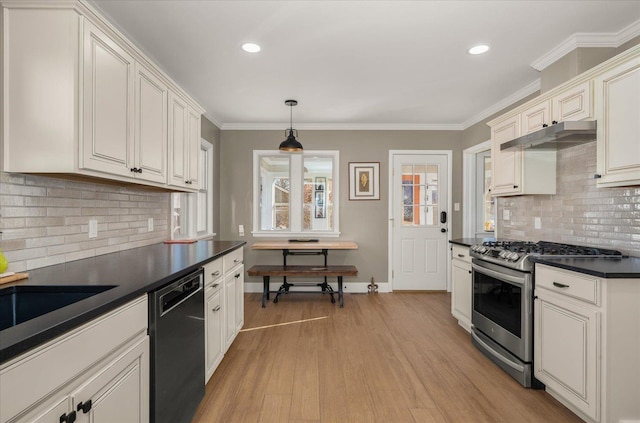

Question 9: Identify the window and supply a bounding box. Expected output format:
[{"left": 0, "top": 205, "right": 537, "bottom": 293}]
[
  {"left": 253, "top": 150, "right": 339, "bottom": 237},
  {"left": 476, "top": 150, "right": 495, "bottom": 235},
  {"left": 171, "top": 140, "right": 215, "bottom": 239}
]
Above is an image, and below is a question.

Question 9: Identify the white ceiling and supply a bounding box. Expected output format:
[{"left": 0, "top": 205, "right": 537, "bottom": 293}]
[{"left": 89, "top": 1, "right": 640, "bottom": 130}]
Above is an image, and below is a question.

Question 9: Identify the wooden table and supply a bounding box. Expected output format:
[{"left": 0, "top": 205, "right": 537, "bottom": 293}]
[{"left": 250, "top": 241, "right": 358, "bottom": 307}]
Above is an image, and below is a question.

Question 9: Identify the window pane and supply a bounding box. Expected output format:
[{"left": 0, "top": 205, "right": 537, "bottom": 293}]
[
  {"left": 304, "top": 156, "right": 333, "bottom": 231},
  {"left": 401, "top": 163, "right": 439, "bottom": 227},
  {"left": 259, "top": 156, "right": 290, "bottom": 230}
]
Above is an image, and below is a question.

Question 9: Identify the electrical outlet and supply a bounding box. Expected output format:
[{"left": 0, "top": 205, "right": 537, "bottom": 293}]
[
  {"left": 502, "top": 209, "right": 510, "bottom": 221},
  {"left": 148, "top": 218, "right": 154, "bottom": 232},
  {"left": 454, "top": 202, "right": 460, "bottom": 211},
  {"left": 239, "top": 225, "right": 244, "bottom": 236},
  {"left": 89, "top": 219, "right": 98, "bottom": 238},
  {"left": 534, "top": 217, "right": 541, "bottom": 229}
]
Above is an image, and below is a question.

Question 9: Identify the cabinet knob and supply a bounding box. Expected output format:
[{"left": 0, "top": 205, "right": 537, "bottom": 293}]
[
  {"left": 513, "top": 185, "right": 519, "bottom": 189},
  {"left": 594, "top": 174, "right": 602, "bottom": 179},
  {"left": 552, "top": 120, "right": 558, "bottom": 125},
  {"left": 212, "top": 271, "right": 221, "bottom": 277},
  {"left": 77, "top": 400, "right": 92, "bottom": 414},
  {"left": 468, "top": 270, "right": 472, "bottom": 274},
  {"left": 542, "top": 123, "right": 548, "bottom": 128},
  {"left": 60, "top": 411, "right": 77, "bottom": 423},
  {"left": 130, "top": 167, "right": 137, "bottom": 173},
  {"left": 235, "top": 273, "right": 241, "bottom": 278}
]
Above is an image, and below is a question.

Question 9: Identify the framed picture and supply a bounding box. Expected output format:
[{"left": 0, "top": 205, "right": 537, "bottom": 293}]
[
  {"left": 315, "top": 190, "right": 325, "bottom": 218},
  {"left": 315, "top": 177, "right": 325, "bottom": 191},
  {"left": 349, "top": 162, "right": 380, "bottom": 200}
]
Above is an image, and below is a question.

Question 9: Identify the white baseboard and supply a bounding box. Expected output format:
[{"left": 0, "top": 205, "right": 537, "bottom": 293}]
[{"left": 244, "top": 281, "right": 391, "bottom": 294}]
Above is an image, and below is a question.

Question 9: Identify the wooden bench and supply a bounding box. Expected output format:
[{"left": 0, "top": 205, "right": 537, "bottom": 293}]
[{"left": 247, "top": 265, "right": 358, "bottom": 308}]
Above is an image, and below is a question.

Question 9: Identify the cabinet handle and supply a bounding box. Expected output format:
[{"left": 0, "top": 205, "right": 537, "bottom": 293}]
[
  {"left": 552, "top": 282, "right": 569, "bottom": 288},
  {"left": 211, "top": 283, "right": 219, "bottom": 288},
  {"left": 542, "top": 123, "right": 548, "bottom": 128},
  {"left": 234, "top": 258, "right": 241, "bottom": 263},
  {"left": 212, "top": 271, "right": 221, "bottom": 277},
  {"left": 552, "top": 120, "right": 558, "bottom": 125},
  {"left": 235, "top": 273, "right": 240, "bottom": 279},
  {"left": 137, "top": 168, "right": 142, "bottom": 173},
  {"left": 185, "top": 180, "right": 192, "bottom": 185},
  {"left": 457, "top": 254, "right": 465, "bottom": 258},
  {"left": 60, "top": 411, "right": 77, "bottom": 423},
  {"left": 212, "top": 305, "right": 221, "bottom": 312},
  {"left": 594, "top": 174, "right": 602, "bottom": 179},
  {"left": 130, "top": 167, "right": 138, "bottom": 173},
  {"left": 77, "top": 400, "right": 92, "bottom": 414},
  {"left": 468, "top": 270, "right": 472, "bottom": 274},
  {"left": 513, "top": 185, "right": 519, "bottom": 189}
]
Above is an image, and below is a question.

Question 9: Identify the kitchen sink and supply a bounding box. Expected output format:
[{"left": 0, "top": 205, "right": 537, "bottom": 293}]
[{"left": 0, "top": 285, "right": 116, "bottom": 331}]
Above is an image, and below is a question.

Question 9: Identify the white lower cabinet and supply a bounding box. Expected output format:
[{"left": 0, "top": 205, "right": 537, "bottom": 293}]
[
  {"left": 450, "top": 244, "right": 472, "bottom": 332},
  {"left": 224, "top": 269, "right": 239, "bottom": 350},
  {"left": 0, "top": 296, "right": 149, "bottom": 423},
  {"left": 205, "top": 285, "right": 224, "bottom": 383},
  {"left": 534, "top": 264, "right": 640, "bottom": 423}
]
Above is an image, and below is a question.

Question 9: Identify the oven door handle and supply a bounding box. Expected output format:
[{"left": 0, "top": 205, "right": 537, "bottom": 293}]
[
  {"left": 472, "top": 263, "right": 525, "bottom": 286},
  {"left": 471, "top": 330, "right": 525, "bottom": 373}
]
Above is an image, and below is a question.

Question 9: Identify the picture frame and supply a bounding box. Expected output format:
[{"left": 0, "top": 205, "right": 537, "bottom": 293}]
[
  {"left": 315, "top": 176, "right": 325, "bottom": 191},
  {"left": 349, "top": 162, "right": 380, "bottom": 200}
]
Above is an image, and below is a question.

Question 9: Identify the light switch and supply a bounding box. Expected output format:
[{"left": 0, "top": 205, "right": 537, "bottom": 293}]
[
  {"left": 239, "top": 225, "right": 245, "bottom": 236},
  {"left": 148, "top": 218, "right": 154, "bottom": 232},
  {"left": 534, "top": 217, "right": 541, "bottom": 229},
  {"left": 502, "top": 209, "right": 510, "bottom": 221},
  {"left": 89, "top": 219, "right": 98, "bottom": 238},
  {"left": 454, "top": 203, "right": 460, "bottom": 212}
]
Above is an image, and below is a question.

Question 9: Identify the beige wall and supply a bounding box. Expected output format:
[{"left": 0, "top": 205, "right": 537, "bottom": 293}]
[{"left": 219, "top": 130, "right": 463, "bottom": 284}]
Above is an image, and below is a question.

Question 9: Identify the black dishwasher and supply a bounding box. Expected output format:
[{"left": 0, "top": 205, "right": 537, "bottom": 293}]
[{"left": 149, "top": 268, "right": 204, "bottom": 423}]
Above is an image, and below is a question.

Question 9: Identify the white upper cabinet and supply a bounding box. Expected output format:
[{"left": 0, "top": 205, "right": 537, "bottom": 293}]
[
  {"left": 0, "top": 1, "right": 203, "bottom": 191},
  {"left": 521, "top": 100, "right": 551, "bottom": 135},
  {"left": 552, "top": 80, "right": 592, "bottom": 122},
  {"left": 491, "top": 115, "right": 523, "bottom": 196},
  {"left": 594, "top": 54, "right": 640, "bottom": 188},
  {"left": 168, "top": 93, "right": 201, "bottom": 191},
  {"left": 81, "top": 20, "right": 135, "bottom": 178}
]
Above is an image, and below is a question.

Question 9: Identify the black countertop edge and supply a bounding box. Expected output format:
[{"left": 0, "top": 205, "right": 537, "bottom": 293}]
[
  {"left": 450, "top": 237, "right": 501, "bottom": 247},
  {"left": 0, "top": 240, "right": 246, "bottom": 365},
  {"left": 530, "top": 256, "right": 640, "bottom": 279}
]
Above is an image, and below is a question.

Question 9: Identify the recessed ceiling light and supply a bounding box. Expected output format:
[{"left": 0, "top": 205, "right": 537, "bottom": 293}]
[
  {"left": 242, "top": 43, "right": 261, "bottom": 53},
  {"left": 468, "top": 44, "right": 490, "bottom": 55}
]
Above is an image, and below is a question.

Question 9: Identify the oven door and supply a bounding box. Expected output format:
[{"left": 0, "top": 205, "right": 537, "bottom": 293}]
[{"left": 471, "top": 258, "right": 532, "bottom": 363}]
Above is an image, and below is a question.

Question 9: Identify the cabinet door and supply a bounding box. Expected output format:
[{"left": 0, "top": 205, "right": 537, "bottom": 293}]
[
  {"left": 534, "top": 292, "right": 598, "bottom": 421},
  {"left": 234, "top": 265, "right": 245, "bottom": 332},
  {"left": 491, "top": 115, "right": 522, "bottom": 195},
  {"left": 595, "top": 55, "right": 640, "bottom": 187},
  {"left": 553, "top": 81, "right": 592, "bottom": 122},
  {"left": 72, "top": 337, "right": 149, "bottom": 423},
  {"left": 82, "top": 21, "right": 134, "bottom": 177},
  {"left": 134, "top": 63, "right": 167, "bottom": 184},
  {"left": 205, "top": 288, "right": 224, "bottom": 382},
  {"left": 451, "top": 259, "right": 472, "bottom": 331},
  {"left": 186, "top": 108, "right": 202, "bottom": 189},
  {"left": 225, "top": 272, "right": 237, "bottom": 351},
  {"left": 13, "top": 396, "right": 71, "bottom": 423},
  {"left": 522, "top": 100, "right": 551, "bottom": 134},
  {"left": 168, "top": 92, "right": 188, "bottom": 188}
]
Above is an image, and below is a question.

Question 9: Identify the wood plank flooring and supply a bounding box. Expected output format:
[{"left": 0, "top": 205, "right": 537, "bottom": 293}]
[{"left": 193, "top": 293, "right": 583, "bottom": 423}]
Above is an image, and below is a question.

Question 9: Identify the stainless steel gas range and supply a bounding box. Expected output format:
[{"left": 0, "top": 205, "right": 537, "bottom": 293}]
[{"left": 469, "top": 240, "right": 622, "bottom": 388}]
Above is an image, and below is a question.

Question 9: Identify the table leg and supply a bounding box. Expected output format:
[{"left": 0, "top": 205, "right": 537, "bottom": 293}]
[
  {"left": 338, "top": 276, "right": 344, "bottom": 307},
  {"left": 262, "top": 275, "right": 270, "bottom": 308}
]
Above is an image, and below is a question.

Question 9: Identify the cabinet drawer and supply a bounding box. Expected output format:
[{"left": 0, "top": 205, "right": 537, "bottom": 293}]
[
  {"left": 223, "top": 248, "right": 244, "bottom": 273},
  {"left": 451, "top": 244, "right": 471, "bottom": 264},
  {"left": 203, "top": 258, "right": 223, "bottom": 289},
  {"left": 535, "top": 265, "right": 599, "bottom": 304},
  {"left": 0, "top": 296, "right": 147, "bottom": 422}
]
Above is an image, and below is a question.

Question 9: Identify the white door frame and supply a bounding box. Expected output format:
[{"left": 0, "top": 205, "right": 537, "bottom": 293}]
[
  {"left": 387, "top": 150, "right": 453, "bottom": 292},
  {"left": 462, "top": 140, "right": 492, "bottom": 238}
]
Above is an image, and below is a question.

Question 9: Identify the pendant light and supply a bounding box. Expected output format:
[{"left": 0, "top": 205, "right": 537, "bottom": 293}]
[{"left": 279, "top": 99, "right": 303, "bottom": 152}]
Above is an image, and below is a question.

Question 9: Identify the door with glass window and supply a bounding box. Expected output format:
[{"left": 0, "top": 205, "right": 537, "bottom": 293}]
[{"left": 391, "top": 153, "right": 449, "bottom": 290}]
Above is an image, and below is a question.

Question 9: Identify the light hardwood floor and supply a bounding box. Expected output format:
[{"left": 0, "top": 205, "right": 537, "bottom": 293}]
[{"left": 193, "top": 292, "right": 583, "bottom": 423}]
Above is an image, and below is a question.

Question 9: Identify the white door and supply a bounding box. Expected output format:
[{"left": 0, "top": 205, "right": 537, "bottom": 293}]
[{"left": 391, "top": 153, "right": 449, "bottom": 290}]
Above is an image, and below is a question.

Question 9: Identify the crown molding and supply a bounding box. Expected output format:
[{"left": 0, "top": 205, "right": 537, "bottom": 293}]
[
  {"left": 460, "top": 79, "right": 541, "bottom": 130},
  {"left": 531, "top": 18, "right": 640, "bottom": 71},
  {"left": 220, "top": 122, "right": 464, "bottom": 131}
]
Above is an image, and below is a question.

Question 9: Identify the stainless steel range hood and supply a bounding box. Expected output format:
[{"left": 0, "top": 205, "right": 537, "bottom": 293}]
[{"left": 500, "top": 121, "right": 597, "bottom": 151}]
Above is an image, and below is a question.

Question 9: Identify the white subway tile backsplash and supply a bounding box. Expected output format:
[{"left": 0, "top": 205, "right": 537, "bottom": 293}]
[
  {"left": 0, "top": 173, "right": 170, "bottom": 271},
  {"left": 498, "top": 142, "right": 640, "bottom": 256}
]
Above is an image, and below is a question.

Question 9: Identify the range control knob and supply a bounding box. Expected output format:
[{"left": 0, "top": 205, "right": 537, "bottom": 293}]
[{"left": 509, "top": 252, "right": 520, "bottom": 261}]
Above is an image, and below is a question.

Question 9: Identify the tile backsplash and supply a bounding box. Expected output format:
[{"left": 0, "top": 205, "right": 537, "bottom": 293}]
[
  {"left": 0, "top": 173, "right": 170, "bottom": 272},
  {"left": 498, "top": 142, "right": 640, "bottom": 257}
]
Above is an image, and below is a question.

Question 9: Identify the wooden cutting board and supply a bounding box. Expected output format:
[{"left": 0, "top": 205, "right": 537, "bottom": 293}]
[{"left": 0, "top": 272, "right": 29, "bottom": 285}]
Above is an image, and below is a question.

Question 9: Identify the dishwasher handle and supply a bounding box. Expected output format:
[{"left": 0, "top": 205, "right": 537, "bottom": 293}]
[{"left": 160, "top": 275, "right": 202, "bottom": 316}]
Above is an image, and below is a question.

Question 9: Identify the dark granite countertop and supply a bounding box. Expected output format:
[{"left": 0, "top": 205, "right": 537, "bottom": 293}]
[
  {"left": 450, "top": 237, "right": 498, "bottom": 247},
  {"left": 531, "top": 256, "right": 640, "bottom": 278},
  {"left": 0, "top": 240, "right": 245, "bottom": 364}
]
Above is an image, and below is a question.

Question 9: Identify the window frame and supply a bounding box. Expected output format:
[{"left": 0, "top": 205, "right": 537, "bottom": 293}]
[
  {"left": 171, "top": 139, "right": 216, "bottom": 240},
  {"left": 252, "top": 150, "right": 340, "bottom": 238}
]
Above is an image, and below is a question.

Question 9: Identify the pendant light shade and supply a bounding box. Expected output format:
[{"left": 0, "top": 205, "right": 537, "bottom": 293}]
[{"left": 279, "top": 99, "right": 303, "bottom": 152}]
